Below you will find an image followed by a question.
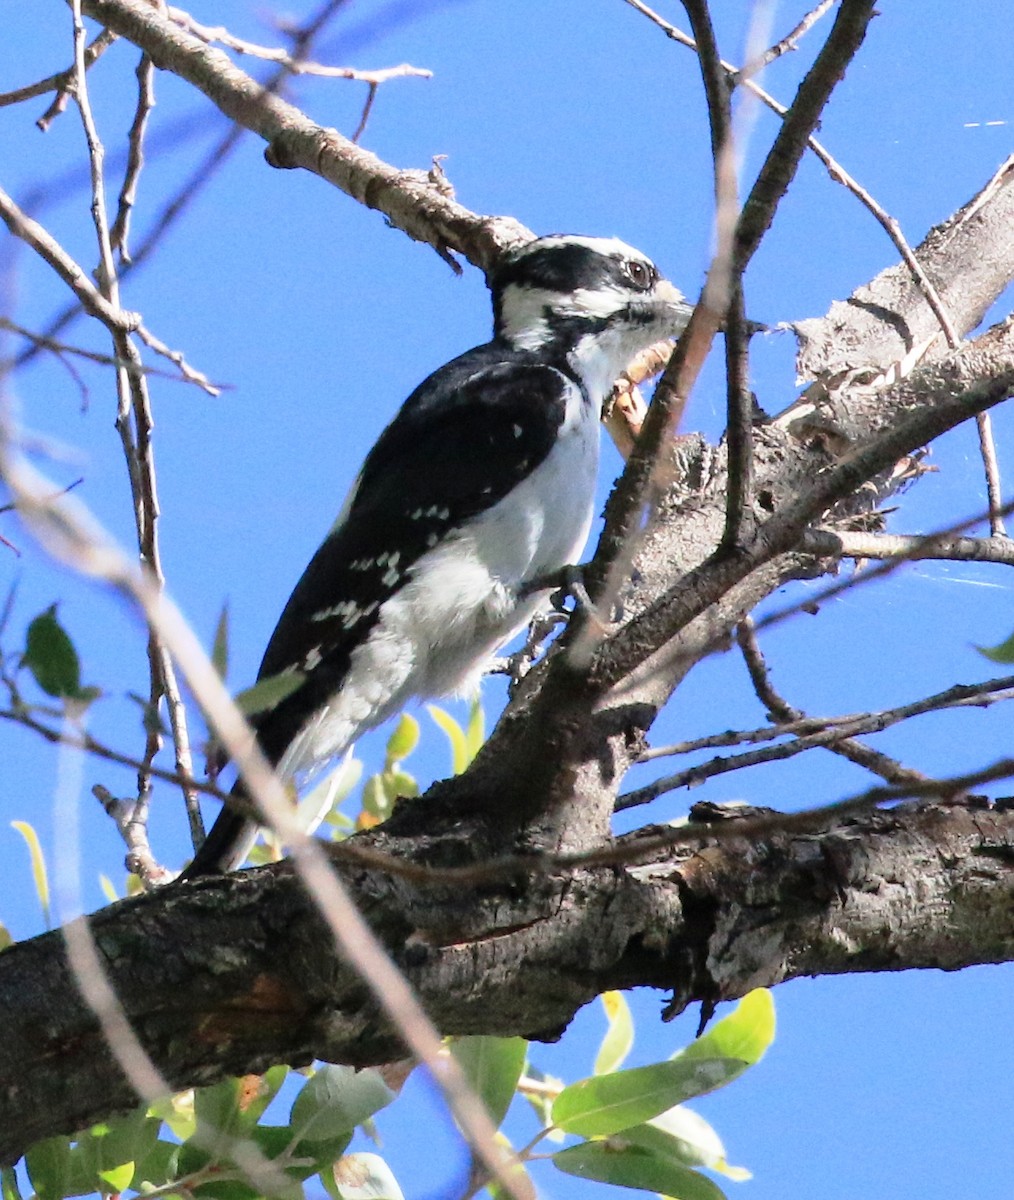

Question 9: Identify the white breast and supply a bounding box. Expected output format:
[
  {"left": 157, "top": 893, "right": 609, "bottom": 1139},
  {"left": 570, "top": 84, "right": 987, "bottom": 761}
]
[{"left": 278, "top": 378, "right": 601, "bottom": 783}]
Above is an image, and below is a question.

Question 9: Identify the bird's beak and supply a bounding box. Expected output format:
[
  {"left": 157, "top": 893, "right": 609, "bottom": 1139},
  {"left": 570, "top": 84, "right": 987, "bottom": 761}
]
[{"left": 654, "top": 278, "right": 694, "bottom": 332}]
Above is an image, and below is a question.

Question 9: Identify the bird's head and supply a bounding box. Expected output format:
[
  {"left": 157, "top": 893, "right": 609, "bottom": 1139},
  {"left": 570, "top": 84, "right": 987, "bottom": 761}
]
[{"left": 489, "top": 234, "right": 693, "bottom": 396}]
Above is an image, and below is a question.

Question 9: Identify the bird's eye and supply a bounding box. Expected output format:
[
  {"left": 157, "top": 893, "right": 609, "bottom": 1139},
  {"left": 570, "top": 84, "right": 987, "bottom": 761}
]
[{"left": 624, "top": 259, "right": 654, "bottom": 290}]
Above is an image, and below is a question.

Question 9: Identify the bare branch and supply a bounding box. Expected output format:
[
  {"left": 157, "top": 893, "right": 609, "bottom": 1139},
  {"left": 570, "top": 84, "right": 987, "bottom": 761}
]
[
  {"left": 167, "top": 6, "right": 432, "bottom": 85},
  {"left": 575, "top": 0, "right": 877, "bottom": 667},
  {"left": 0, "top": 316, "right": 223, "bottom": 390},
  {"left": 0, "top": 704, "right": 228, "bottom": 804},
  {"left": 735, "top": 616, "right": 926, "bottom": 785},
  {"left": 792, "top": 154, "right": 1014, "bottom": 379},
  {"left": 626, "top": 0, "right": 996, "bottom": 360},
  {"left": 802, "top": 527, "right": 1014, "bottom": 565},
  {"left": 734, "top": 0, "right": 837, "bottom": 83},
  {"left": 0, "top": 29, "right": 117, "bottom": 122},
  {"left": 0, "top": 187, "right": 140, "bottom": 333},
  {"left": 679, "top": 2, "right": 755, "bottom": 550},
  {"left": 108, "top": 53, "right": 156, "bottom": 263},
  {"left": 597, "top": 319, "right": 1014, "bottom": 691},
  {"left": 81, "top": 0, "right": 532, "bottom": 270},
  {"left": 975, "top": 409, "right": 1008, "bottom": 535},
  {"left": 735, "top": 0, "right": 878, "bottom": 273}
]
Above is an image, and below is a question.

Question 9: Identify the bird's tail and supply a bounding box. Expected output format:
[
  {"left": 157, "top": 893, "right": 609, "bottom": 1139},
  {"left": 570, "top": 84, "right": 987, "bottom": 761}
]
[
  {"left": 178, "top": 779, "right": 260, "bottom": 879},
  {"left": 179, "top": 746, "right": 355, "bottom": 880}
]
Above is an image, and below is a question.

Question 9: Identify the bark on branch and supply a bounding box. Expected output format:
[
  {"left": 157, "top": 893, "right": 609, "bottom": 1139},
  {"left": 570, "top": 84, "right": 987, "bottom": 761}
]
[
  {"left": 0, "top": 796, "right": 1010, "bottom": 1164},
  {"left": 80, "top": 0, "right": 532, "bottom": 270}
]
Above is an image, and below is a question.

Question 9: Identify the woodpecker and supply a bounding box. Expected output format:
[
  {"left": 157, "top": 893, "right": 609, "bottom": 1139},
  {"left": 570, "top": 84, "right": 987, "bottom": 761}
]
[{"left": 184, "top": 234, "right": 692, "bottom": 876}]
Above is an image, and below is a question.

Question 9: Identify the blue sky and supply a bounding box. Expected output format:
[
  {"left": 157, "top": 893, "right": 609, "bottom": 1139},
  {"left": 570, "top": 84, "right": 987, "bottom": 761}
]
[{"left": 1, "top": 2, "right": 1013, "bottom": 1198}]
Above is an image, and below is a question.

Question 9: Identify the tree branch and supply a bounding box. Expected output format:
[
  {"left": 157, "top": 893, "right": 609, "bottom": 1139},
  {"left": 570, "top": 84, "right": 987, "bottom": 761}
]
[
  {"left": 1, "top": 795, "right": 1010, "bottom": 1164},
  {"left": 80, "top": 0, "right": 532, "bottom": 270}
]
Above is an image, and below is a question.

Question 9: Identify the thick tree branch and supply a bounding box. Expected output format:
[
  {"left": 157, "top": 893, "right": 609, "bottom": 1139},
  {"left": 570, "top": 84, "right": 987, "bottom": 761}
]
[
  {"left": 792, "top": 153, "right": 1014, "bottom": 379},
  {"left": 1, "top": 795, "right": 1010, "bottom": 1164},
  {"left": 81, "top": 0, "right": 532, "bottom": 269}
]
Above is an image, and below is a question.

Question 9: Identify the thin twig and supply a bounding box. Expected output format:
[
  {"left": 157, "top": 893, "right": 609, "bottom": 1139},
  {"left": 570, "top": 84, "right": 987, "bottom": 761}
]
[
  {"left": 133, "top": 324, "right": 220, "bottom": 394},
  {"left": 167, "top": 7, "right": 432, "bottom": 84},
  {"left": 598, "top": 357, "right": 1014, "bottom": 693},
  {"left": 0, "top": 190, "right": 219, "bottom": 396},
  {"left": 635, "top": 0, "right": 1003, "bottom": 569},
  {"left": 574, "top": 0, "right": 879, "bottom": 676},
  {"left": 332, "top": 760, "right": 1014, "bottom": 887},
  {"left": 721, "top": 280, "right": 754, "bottom": 549},
  {"left": 975, "top": 410, "right": 1007, "bottom": 536},
  {"left": 352, "top": 82, "right": 379, "bottom": 143},
  {"left": 109, "top": 52, "right": 156, "bottom": 263},
  {"left": 69, "top": 0, "right": 204, "bottom": 848},
  {"left": 93, "top": 784, "right": 174, "bottom": 885},
  {"left": 734, "top": 0, "right": 838, "bottom": 84},
  {"left": 0, "top": 316, "right": 223, "bottom": 390},
  {"left": 734, "top": 0, "right": 878, "bottom": 272},
  {"left": 679, "top": 2, "right": 754, "bottom": 548},
  {"left": 0, "top": 704, "right": 230, "bottom": 801},
  {"left": 14, "top": 0, "right": 405, "bottom": 371},
  {"left": 640, "top": 674, "right": 1014, "bottom": 764},
  {"left": 0, "top": 29, "right": 118, "bottom": 125},
  {"left": 736, "top": 496, "right": 1014, "bottom": 660},
  {"left": 0, "top": 186, "right": 141, "bottom": 333},
  {"left": 735, "top": 616, "right": 926, "bottom": 783},
  {"left": 626, "top": 0, "right": 961, "bottom": 347}
]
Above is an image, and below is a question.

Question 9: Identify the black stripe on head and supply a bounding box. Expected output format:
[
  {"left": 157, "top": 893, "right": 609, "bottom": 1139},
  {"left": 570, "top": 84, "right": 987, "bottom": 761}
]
[{"left": 489, "top": 236, "right": 659, "bottom": 298}]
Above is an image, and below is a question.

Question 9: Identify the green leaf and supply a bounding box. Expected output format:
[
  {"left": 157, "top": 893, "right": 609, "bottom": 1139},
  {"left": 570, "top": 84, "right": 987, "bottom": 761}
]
[
  {"left": 0, "top": 922, "right": 12, "bottom": 951},
  {"left": 1, "top": 1165, "right": 24, "bottom": 1200},
  {"left": 595, "top": 991, "right": 634, "bottom": 1075},
  {"left": 465, "top": 697, "right": 485, "bottom": 761},
  {"left": 11, "top": 820, "right": 50, "bottom": 928},
  {"left": 194, "top": 1077, "right": 244, "bottom": 1138},
  {"left": 384, "top": 713, "right": 419, "bottom": 764},
  {"left": 553, "top": 1139, "right": 726, "bottom": 1200},
  {"left": 289, "top": 1066, "right": 394, "bottom": 1145},
  {"left": 134, "top": 1138, "right": 182, "bottom": 1190},
  {"left": 380, "top": 768, "right": 418, "bottom": 804},
  {"left": 360, "top": 774, "right": 389, "bottom": 823},
  {"left": 677, "top": 989, "right": 775, "bottom": 1069},
  {"left": 426, "top": 704, "right": 470, "bottom": 774},
  {"left": 212, "top": 604, "right": 230, "bottom": 681},
  {"left": 84, "top": 1108, "right": 160, "bottom": 1195},
  {"left": 98, "top": 1161, "right": 134, "bottom": 1192},
  {"left": 311, "top": 756, "right": 364, "bottom": 828},
  {"left": 238, "top": 1065, "right": 290, "bottom": 1126},
  {"left": 98, "top": 873, "right": 119, "bottom": 904},
  {"left": 234, "top": 671, "right": 304, "bottom": 717},
  {"left": 25, "top": 1136, "right": 71, "bottom": 1200},
  {"left": 451, "top": 1036, "right": 527, "bottom": 1129},
  {"left": 325, "top": 1153, "right": 405, "bottom": 1200},
  {"left": 148, "top": 1089, "right": 196, "bottom": 1141},
  {"left": 552, "top": 1056, "right": 746, "bottom": 1138},
  {"left": 619, "top": 1108, "right": 750, "bottom": 1180},
  {"left": 23, "top": 605, "right": 82, "bottom": 698},
  {"left": 976, "top": 629, "right": 1014, "bottom": 663}
]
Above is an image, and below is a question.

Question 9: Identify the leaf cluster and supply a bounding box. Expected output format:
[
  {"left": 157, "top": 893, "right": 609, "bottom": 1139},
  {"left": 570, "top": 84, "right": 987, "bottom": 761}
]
[{"left": 5, "top": 990, "right": 773, "bottom": 1200}]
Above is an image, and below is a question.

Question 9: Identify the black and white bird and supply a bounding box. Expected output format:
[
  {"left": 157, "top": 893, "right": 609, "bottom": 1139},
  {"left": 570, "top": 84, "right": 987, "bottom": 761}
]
[{"left": 184, "top": 234, "right": 692, "bottom": 876}]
